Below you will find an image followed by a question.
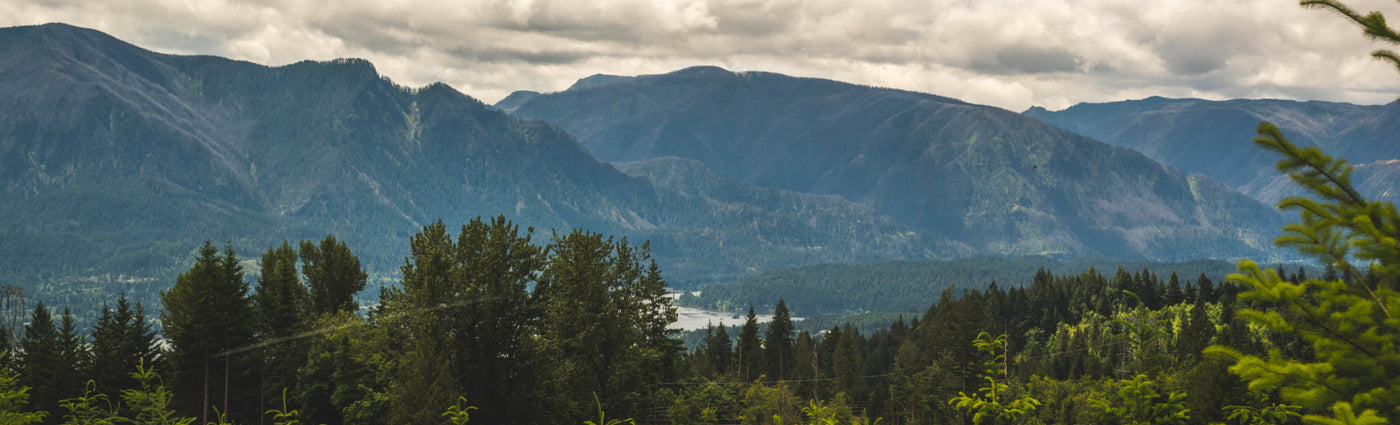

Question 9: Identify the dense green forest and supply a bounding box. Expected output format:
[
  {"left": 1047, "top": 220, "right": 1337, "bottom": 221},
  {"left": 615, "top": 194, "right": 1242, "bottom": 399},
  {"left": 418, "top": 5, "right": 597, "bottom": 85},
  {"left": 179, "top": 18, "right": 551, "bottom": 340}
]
[{"left": 4, "top": 120, "right": 1397, "bottom": 425}]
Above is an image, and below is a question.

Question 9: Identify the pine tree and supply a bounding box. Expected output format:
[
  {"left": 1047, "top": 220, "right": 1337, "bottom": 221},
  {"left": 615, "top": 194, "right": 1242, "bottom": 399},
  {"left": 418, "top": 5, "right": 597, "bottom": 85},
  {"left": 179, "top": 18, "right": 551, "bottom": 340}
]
[
  {"left": 255, "top": 242, "right": 310, "bottom": 423},
  {"left": 161, "top": 242, "right": 258, "bottom": 424},
  {"left": 18, "top": 303, "right": 62, "bottom": 421},
  {"left": 736, "top": 306, "right": 763, "bottom": 382},
  {"left": 89, "top": 295, "right": 160, "bottom": 400},
  {"left": 705, "top": 323, "right": 733, "bottom": 376},
  {"left": 764, "top": 299, "right": 795, "bottom": 381}
]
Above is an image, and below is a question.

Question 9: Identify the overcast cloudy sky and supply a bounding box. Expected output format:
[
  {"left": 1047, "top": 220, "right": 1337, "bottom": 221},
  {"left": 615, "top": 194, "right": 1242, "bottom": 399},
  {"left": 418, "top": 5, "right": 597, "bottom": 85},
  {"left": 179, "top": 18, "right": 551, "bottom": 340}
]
[{"left": 4, "top": 0, "right": 1400, "bottom": 111}]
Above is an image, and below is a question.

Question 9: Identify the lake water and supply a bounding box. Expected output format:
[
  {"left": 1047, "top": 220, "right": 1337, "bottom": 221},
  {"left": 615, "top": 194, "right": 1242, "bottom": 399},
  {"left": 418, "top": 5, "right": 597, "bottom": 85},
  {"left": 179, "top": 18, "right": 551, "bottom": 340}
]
[{"left": 673, "top": 306, "right": 799, "bottom": 330}]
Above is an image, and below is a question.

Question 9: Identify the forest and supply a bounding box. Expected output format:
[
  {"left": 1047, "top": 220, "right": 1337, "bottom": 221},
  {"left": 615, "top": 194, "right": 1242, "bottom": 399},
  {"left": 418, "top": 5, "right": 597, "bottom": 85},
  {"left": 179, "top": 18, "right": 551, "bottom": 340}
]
[{"left": 2, "top": 119, "right": 1398, "bottom": 425}]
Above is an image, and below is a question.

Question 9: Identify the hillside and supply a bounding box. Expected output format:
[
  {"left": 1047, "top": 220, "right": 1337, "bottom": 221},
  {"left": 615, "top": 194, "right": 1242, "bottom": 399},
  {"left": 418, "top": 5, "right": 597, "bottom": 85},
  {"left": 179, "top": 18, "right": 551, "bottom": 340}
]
[
  {"left": 0, "top": 24, "right": 944, "bottom": 312},
  {"left": 681, "top": 256, "right": 1248, "bottom": 316},
  {"left": 1024, "top": 97, "right": 1400, "bottom": 204},
  {"left": 504, "top": 67, "right": 1287, "bottom": 260}
]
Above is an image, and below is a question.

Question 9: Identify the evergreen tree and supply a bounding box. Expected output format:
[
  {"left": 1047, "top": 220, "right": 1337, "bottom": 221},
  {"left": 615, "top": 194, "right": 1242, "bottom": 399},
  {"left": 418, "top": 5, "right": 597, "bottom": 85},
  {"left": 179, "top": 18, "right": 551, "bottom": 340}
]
[
  {"left": 444, "top": 217, "right": 549, "bottom": 425},
  {"left": 255, "top": 242, "right": 310, "bottom": 423},
  {"left": 161, "top": 242, "right": 258, "bottom": 424},
  {"left": 764, "top": 299, "right": 795, "bottom": 381},
  {"left": 736, "top": 306, "right": 763, "bottom": 382},
  {"left": 300, "top": 235, "right": 368, "bottom": 315},
  {"left": 705, "top": 323, "right": 733, "bottom": 376},
  {"left": 537, "top": 229, "right": 677, "bottom": 422},
  {"left": 0, "top": 354, "right": 45, "bottom": 424},
  {"left": 18, "top": 303, "right": 62, "bottom": 422},
  {"left": 1203, "top": 20, "right": 1400, "bottom": 417},
  {"left": 89, "top": 295, "right": 159, "bottom": 400},
  {"left": 831, "top": 323, "right": 862, "bottom": 397}
]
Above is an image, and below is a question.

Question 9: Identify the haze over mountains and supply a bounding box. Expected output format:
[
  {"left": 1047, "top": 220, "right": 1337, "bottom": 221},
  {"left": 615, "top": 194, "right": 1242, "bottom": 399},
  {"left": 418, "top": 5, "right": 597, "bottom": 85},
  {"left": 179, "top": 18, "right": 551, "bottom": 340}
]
[
  {"left": 1025, "top": 97, "right": 1400, "bottom": 205},
  {"left": 2, "top": 23, "right": 1325, "bottom": 308}
]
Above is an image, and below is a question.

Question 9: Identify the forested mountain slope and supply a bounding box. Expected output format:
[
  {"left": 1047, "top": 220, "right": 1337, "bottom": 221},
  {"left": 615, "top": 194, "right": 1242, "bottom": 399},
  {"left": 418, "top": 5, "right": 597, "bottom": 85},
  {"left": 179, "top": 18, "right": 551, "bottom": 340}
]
[
  {"left": 505, "top": 67, "right": 1287, "bottom": 259},
  {"left": 0, "top": 24, "right": 941, "bottom": 308},
  {"left": 1024, "top": 97, "right": 1400, "bottom": 204}
]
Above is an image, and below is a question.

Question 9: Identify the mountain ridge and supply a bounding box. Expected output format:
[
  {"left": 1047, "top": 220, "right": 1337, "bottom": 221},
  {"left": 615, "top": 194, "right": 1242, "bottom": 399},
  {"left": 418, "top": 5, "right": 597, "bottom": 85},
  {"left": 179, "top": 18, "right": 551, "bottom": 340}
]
[{"left": 505, "top": 66, "right": 1288, "bottom": 260}]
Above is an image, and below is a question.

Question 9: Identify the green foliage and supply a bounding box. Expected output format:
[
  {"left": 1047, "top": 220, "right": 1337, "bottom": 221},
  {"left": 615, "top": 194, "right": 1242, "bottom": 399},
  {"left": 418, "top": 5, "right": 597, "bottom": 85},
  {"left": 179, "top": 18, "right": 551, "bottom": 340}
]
[
  {"left": 56, "top": 381, "right": 118, "bottom": 425},
  {"left": 1088, "top": 374, "right": 1190, "bottom": 425},
  {"left": 119, "top": 361, "right": 195, "bottom": 425},
  {"left": 582, "top": 393, "right": 634, "bottom": 425},
  {"left": 1223, "top": 392, "right": 1301, "bottom": 425},
  {"left": 1207, "top": 121, "right": 1400, "bottom": 423},
  {"left": 739, "top": 380, "right": 801, "bottom": 425},
  {"left": 160, "top": 242, "right": 259, "bottom": 424},
  {"left": 89, "top": 295, "right": 159, "bottom": 400},
  {"left": 266, "top": 389, "right": 301, "bottom": 425},
  {"left": 441, "top": 396, "right": 476, "bottom": 425},
  {"left": 948, "top": 333, "right": 1040, "bottom": 425},
  {"left": 0, "top": 352, "right": 46, "bottom": 425}
]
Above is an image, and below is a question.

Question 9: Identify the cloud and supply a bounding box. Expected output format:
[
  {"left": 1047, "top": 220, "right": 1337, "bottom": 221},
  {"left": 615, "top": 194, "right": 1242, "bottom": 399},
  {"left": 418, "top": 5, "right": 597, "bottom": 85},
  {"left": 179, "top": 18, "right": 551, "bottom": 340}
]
[{"left": 3, "top": 0, "right": 1399, "bottom": 111}]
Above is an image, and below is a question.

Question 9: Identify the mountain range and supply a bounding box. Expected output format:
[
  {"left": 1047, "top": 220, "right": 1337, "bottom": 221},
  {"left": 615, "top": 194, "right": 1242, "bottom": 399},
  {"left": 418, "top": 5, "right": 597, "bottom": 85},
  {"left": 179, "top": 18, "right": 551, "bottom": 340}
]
[
  {"left": 0, "top": 23, "right": 1322, "bottom": 313},
  {"left": 0, "top": 23, "right": 938, "bottom": 301},
  {"left": 503, "top": 67, "right": 1285, "bottom": 260},
  {"left": 1024, "top": 97, "right": 1400, "bottom": 205}
]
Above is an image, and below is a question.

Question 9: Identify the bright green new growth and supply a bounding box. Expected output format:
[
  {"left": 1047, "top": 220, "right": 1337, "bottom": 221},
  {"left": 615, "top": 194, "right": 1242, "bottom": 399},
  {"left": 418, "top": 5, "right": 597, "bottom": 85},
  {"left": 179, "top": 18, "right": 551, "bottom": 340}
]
[
  {"left": 947, "top": 332, "right": 1039, "bottom": 425},
  {"left": 1207, "top": 122, "right": 1400, "bottom": 424},
  {"left": 442, "top": 396, "right": 476, "bottom": 425},
  {"left": 1204, "top": 1, "right": 1400, "bottom": 423},
  {"left": 1223, "top": 392, "right": 1302, "bottom": 425},
  {"left": 1088, "top": 374, "right": 1190, "bottom": 425},
  {"left": 583, "top": 393, "right": 635, "bottom": 425},
  {"left": 265, "top": 389, "right": 301, "bottom": 425},
  {"left": 0, "top": 352, "right": 45, "bottom": 425},
  {"left": 120, "top": 360, "right": 195, "bottom": 425}
]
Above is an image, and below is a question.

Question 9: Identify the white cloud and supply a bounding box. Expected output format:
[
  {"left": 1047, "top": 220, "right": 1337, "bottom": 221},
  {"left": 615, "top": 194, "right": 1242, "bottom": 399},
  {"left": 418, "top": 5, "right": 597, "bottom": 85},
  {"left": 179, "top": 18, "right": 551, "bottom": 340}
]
[{"left": 3, "top": 0, "right": 1399, "bottom": 111}]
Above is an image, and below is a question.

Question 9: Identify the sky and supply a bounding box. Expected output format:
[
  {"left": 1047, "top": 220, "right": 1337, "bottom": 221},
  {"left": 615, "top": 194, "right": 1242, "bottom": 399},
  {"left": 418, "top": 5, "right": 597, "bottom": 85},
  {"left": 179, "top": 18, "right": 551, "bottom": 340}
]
[{"left": 5, "top": 0, "right": 1400, "bottom": 112}]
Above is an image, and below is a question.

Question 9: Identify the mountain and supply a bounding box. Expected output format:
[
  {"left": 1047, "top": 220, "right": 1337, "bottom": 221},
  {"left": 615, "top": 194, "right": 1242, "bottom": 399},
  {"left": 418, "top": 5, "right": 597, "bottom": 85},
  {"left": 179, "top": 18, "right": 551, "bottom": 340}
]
[
  {"left": 1024, "top": 97, "right": 1400, "bottom": 204},
  {"left": 0, "top": 23, "right": 942, "bottom": 311},
  {"left": 503, "top": 67, "right": 1287, "bottom": 260}
]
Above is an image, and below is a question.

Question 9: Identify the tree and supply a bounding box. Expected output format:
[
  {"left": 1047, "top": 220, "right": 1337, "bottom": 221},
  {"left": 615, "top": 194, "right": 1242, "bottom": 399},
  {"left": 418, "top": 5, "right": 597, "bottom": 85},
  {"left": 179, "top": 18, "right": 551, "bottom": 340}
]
[
  {"left": 0, "top": 353, "right": 45, "bottom": 424},
  {"left": 536, "top": 229, "right": 678, "bottom": 422},
  {"left": 737, "top": 307, "right": 763, "bottom": 382},
  {"left": 19, "top": 303, "right": 66, "bottom": 421},
  {"left": 765, "top": 299, "right": 795, "bottom": 381},
  {"left": 300, "top": 235, "right": 368, "bottom": 316},
  {"left": 702, "top": 323, "right": 734, "bottom": 377},
  {"left": 255, "top": 242, "right": 310, "bottom": 423},
  {"left": 948, "top": 333, "right": 1039, "bottom": 425},
  {"left": 89, "top": 295, "right": 159, "bottom": 401},
  {"left": 1203, "top": 4, "right": 1400, "bottom": 418},
  {"left": 161, "top": 242, "right": 258, "bottom": 424}
]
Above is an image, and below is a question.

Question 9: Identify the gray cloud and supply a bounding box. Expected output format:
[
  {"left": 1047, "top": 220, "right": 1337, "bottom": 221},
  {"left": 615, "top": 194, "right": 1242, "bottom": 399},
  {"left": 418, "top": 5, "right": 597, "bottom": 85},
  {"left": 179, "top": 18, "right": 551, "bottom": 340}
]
[{"left": 3, "top": 0, "right": 1399, "bottom": 111}]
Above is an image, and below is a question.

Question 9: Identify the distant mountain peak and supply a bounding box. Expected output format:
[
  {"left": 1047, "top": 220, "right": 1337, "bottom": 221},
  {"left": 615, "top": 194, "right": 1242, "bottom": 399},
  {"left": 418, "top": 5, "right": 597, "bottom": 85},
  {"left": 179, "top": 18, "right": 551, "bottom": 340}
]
[
  {"left": 669, "top": 65, "right": 731, "bottom": 76},
  {"left": 566, "top": 73, "right": 633, "bottom": 92}
]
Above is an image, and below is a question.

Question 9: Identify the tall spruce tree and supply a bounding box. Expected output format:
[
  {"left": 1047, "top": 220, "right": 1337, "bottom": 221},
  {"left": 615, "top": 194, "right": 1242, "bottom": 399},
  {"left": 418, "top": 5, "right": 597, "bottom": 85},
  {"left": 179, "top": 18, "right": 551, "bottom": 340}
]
[
  {"left": 706, "top": 322, "right": 733, "bottom": 376},
  {"left": 161, "top": 242, "right": 258, "bottom": 424},
  {"left": 764, "top": 299, "right": 795, "bottom": 381},
  {"left": 89, "top": 295, "right": 160, "bottom": 400},
  {"left": 18, "top": 303, "right": 61, "bottom": 422},
  {"left": 255, "top": 242, "right": 309, "bottom": 422},
  {"left": 736, "top": 306, "right": 763, "bottom": 382}
]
